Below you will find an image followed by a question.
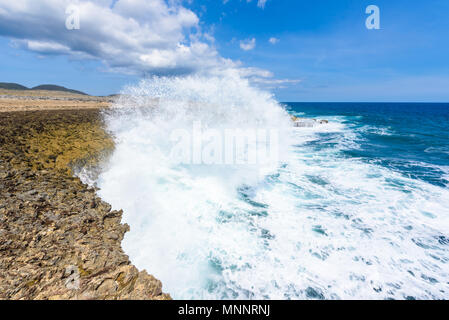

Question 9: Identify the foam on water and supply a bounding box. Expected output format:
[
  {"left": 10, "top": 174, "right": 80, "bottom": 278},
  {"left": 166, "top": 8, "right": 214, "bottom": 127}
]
[
  {"left": 93, "top": 75, "right": 449, "bottom": 299},
  {"left": 358, "top": 125, "right": 394, "bottom": 136}
]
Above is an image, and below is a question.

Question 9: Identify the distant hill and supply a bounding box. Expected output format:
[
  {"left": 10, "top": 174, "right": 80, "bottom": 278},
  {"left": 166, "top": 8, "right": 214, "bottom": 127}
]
[
  {"left": 31, "top": 84, "right": 87, "bottom": 95},
  {"left": 0, "top": 82, "right": 87, "bottom": 95},
  {"left": 0, "top": 82, "right": 29, "bottom": 90}
]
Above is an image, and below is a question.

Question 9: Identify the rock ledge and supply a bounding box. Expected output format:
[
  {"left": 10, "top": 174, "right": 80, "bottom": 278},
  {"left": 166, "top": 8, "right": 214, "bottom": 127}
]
[{"left": 0, "top": 109, "right": 170, "bottom": 300}]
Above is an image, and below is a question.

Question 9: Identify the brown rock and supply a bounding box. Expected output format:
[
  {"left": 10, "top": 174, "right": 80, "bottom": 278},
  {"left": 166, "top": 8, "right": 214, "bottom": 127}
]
[{"left": 0, "top": 109, "right": 170, "bottom": 300}]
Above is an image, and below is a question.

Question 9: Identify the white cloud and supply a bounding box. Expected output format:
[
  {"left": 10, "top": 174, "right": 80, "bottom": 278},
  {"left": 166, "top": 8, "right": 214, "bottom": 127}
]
[
  {"left": 0, "top": 0, "right": 233, "bottom": 75},
  {"left": 238, "top": 67, "right": 273, "bottom": 78},
  {"left": 240, "top": 38, "right": 256, "bottom": 51},
  {"left": 269, "top": 37, "right": 279, "bottom": 45},
  {"left": 0, "top": 0, "right": 297, "bottom": 89},
  {"left": 251, "top": 77, "right": 301, "bottom": 88},
  {"left": 238, "top": 67, "right": 301, "bottom": 90}
]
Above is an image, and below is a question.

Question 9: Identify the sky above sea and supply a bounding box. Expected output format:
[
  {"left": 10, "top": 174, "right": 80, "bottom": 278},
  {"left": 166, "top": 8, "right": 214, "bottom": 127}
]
[{"left": 0, "top": 0, "right": 448, "bottom": 101}]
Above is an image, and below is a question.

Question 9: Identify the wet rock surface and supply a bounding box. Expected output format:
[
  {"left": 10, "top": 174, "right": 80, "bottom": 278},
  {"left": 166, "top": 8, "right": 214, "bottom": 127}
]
[{"left": 0, "top": 109, "right": 170, "bottom": 300}]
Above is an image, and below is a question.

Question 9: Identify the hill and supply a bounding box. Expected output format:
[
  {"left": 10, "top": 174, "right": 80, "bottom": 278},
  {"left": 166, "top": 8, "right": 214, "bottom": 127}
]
[
  {"left": 0, "top": 82, "right": 29, "bottom": 90},
  {"left": 0, "top": 82, "right": 87, "bottom": 95},
  {"left": 31, "top": 85, "right": 87, "bottom": 95}
]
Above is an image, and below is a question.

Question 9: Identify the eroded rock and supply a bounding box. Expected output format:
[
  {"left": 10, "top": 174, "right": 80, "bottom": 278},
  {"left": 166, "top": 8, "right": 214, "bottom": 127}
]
[{"left": 0, "top": 109, "right": 170, "bottom": 300}]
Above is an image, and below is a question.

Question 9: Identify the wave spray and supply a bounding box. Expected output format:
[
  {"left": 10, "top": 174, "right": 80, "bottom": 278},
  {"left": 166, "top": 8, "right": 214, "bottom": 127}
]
[{"left": 93, "top": 73, "right": 449, "bottom": 299}]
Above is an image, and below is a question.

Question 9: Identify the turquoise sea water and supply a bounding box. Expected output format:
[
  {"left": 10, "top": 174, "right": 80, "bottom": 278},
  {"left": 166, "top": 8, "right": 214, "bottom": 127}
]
[{"left": 286, "top": 103, "right": 449, "bottom": 188}]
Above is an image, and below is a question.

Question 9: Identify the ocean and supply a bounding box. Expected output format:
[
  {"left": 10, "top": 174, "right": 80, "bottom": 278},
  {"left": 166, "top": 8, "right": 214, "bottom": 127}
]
[
  {"left": 286, "top": 102, "right": 449, "bottom": 188},
  {"left": 89, "top": 76, "right": 449, "bottom": 300}
]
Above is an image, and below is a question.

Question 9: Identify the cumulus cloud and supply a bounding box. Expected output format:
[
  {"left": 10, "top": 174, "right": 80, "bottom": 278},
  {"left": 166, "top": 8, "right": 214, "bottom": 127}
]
[
  {"left": 240, "top": 38, "right": 256, "bottom": 51},
  {"left": 0, "top": 0, "right": 297, "bottom": 88},
  {"left": 0, "top": 0, "right": 234, "bottom": 75},
  {"left": 269, "top": 37, "right": 279, "bottom": 44}
]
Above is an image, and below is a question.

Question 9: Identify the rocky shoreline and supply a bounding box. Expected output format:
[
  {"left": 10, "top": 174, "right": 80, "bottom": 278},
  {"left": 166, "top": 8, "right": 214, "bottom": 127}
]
[{"left": 0, "top": 109, "right": 170, "bottom": 300}]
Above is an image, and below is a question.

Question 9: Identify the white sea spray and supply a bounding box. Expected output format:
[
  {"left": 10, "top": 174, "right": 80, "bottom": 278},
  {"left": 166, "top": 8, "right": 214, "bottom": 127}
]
[{"left": 89, "top": 74, "right": 449, "bottom": 299}]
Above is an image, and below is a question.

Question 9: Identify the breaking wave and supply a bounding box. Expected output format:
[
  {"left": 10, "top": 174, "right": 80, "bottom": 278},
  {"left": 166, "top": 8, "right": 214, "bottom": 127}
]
[{"left": 90, "top": 74, "right": 449, "bottom": 299}]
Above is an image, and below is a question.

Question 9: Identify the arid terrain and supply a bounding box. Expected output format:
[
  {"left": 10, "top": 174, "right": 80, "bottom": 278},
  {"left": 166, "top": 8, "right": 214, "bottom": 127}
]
[
  {"left": 0, "top": 90, "right": 169, "bottom": 300},
  {"left": 0, "top": 89, "right": 112, "bottom": 112}
]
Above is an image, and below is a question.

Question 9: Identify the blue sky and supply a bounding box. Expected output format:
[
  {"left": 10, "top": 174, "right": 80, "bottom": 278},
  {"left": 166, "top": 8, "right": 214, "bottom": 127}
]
[{"left": 1, "top": 0, "right": 449, "bottom": 101}]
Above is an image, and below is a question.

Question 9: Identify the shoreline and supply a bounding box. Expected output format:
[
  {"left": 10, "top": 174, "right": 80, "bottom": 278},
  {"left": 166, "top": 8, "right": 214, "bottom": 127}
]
[{"left": 0, "top": 100, "right": 170, "bottom": 299}]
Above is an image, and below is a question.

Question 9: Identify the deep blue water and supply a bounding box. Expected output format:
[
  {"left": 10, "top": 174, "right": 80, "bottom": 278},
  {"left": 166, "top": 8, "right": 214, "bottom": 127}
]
[{"left": 285, "top": 103, "right": 449, "bottom": 188}]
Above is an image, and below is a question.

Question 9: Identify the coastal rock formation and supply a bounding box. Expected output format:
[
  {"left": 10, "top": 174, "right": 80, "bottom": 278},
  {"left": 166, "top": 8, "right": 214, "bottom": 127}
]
[{"left": 0, "top": 109, "right": 170, "bottom": 300}]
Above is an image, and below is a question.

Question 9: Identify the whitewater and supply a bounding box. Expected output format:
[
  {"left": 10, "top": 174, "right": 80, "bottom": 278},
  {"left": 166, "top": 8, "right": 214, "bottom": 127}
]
[{"left": 83, "top": 74, "right": 449, "bottom": 300}]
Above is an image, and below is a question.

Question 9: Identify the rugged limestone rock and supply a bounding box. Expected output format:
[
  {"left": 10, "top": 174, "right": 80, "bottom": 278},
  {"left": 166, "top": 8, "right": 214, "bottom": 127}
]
[{"left": 0, "top": 109, "right": 170, "bottom": 300}]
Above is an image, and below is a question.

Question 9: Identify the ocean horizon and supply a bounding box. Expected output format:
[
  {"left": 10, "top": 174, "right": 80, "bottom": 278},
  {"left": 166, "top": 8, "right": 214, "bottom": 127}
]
[{"left": 2, "top": 0, "right": 448, "bottom": 305}]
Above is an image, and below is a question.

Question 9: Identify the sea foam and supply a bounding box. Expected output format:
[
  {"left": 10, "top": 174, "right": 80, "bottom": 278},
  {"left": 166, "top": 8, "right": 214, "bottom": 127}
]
[{"left": 92, "top": 74, "right": 449, "bottom": 299}]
